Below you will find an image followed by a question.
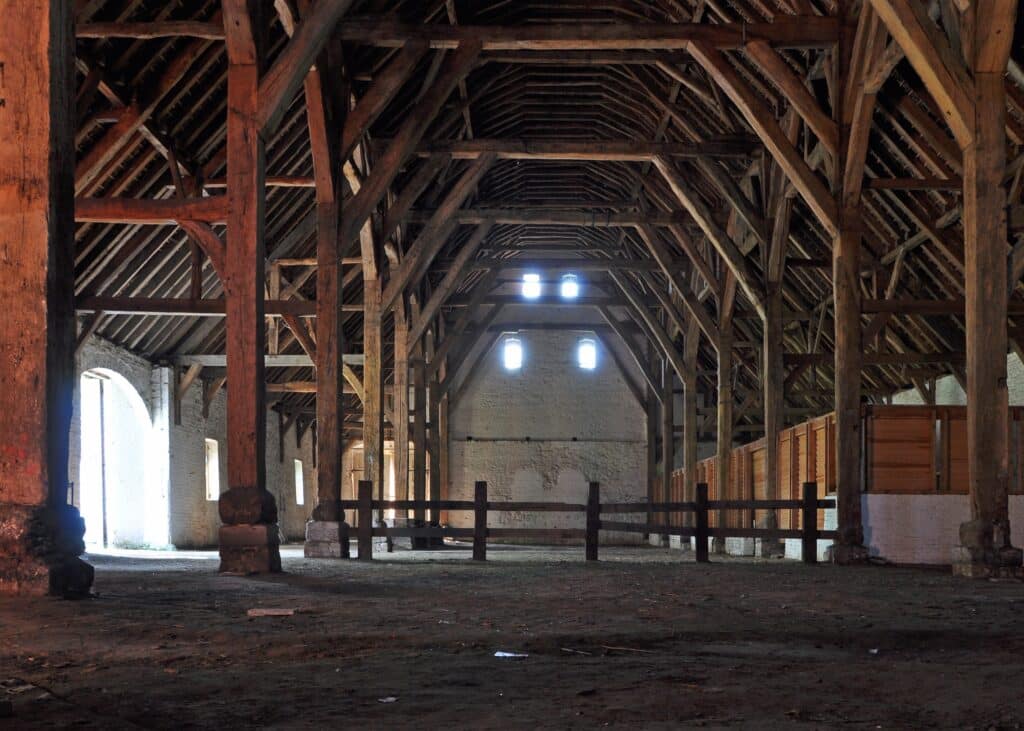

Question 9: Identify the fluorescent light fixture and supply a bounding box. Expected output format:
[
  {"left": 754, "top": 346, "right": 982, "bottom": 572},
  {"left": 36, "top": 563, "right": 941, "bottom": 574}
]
[
  {"left": 522, "top": 273, "right": 542, "bottom": 299},
  {"left": 560, "top": 273, "right": 580, "bottom": 299},
  {"left": 503, "top": 337, "right": 523, "bottom": 370},
  {"left": 578, "top": 338, "right": 597, "bottom": 370}
]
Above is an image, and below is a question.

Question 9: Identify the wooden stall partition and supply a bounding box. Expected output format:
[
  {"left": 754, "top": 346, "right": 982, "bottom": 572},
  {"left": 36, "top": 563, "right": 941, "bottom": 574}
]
[{"left": 864, "top": 406, "right": 935, "bottom": 494}]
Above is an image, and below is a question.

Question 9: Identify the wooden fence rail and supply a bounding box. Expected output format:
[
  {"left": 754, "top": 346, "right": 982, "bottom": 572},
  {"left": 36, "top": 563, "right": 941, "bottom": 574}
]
[{"left": 341, "top": 480, "right": 835, "bottom": 564}]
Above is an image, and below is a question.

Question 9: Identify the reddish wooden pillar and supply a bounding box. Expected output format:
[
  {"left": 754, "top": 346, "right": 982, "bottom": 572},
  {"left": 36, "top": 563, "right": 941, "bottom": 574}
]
[
  {"left": 218, "top": 1, "right": 280, "bottom": 573},
  {"left": 0, "top": 0, "right": 92, "bottom": 596}
]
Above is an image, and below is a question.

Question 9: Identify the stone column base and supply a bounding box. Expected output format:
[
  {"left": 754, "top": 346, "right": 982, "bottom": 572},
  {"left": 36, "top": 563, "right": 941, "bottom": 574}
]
[
  {"left": 952, "top": 546, "right": 1024, "bottom": 578},
  {"left": 827, "top": 543, "right": 869, "bottom": 565},
  {"left": 0, "top": 503, "right": 93, "bottom": 597},
  {"left": 219, "top": 524, "right": 281, "bottom": 574},
  {"left": 304, "top": 520, "right": 349, "bottom": 558}
]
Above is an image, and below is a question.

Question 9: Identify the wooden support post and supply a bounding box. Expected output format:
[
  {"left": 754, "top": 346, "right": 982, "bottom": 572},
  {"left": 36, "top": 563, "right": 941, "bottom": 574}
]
[
  {"left": 0, "top": 0, "right": 93, "bottom": 596},
  {"left": 393, "top": 303, "right": 410, "bottom": 511},
  {"left": 428, "top": 375, "right": 442, "bottom": 528},
  {"left": 218, "top": 1, "right": 280, "bottom": 574},
  {"left": 760, "top": 286, "right": 785, "bottom": 555},
  {"left": 645, "top": 384, "right": 658, "bottom": 540},
  {"left": 661, "top": 362, "right": 674, "bottom": 542},
  {"left": 473, "top": 481, "right": 487, "bottom": 561},
  {"left": 695, "top": 483, "right": 710, "bottom": 563},
  {"left": 357, "top": 480, "right": 373, "bottom": 561},
  {"left": 586, "top": 482, "right": 600, "bottom": 561},
  {"left": 682, "top": 319, "right": 699, "bottom": 543},
  {"left": 413, "top": 354, "right": 428, "bottom": 548},
  {"left": 957, "top": 66, "right": 1023, "bottom": 576},
  {"left": 714, "top": 329, "right": 732, "bottom": 554},
  {"left": 363, "top": 278, "right": 385, "bottom": 520},
  {"left": 832, "top": 209, "right": 867, "bottom": 563},
  {"left": 801, "top": 482, "right": 819, "bottom": 564}
]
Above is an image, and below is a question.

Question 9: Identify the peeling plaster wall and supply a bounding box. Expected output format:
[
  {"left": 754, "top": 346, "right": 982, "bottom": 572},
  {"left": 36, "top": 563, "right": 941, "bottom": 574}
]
[{"left": 447, "top": 327, "right": 647, "bottom": 542}]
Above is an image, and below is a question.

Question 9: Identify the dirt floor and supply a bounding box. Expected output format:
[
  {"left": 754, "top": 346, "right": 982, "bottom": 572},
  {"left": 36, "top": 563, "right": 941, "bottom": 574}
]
[{"left": 2, "top": 544, "right": 1024, "bottom": 729}]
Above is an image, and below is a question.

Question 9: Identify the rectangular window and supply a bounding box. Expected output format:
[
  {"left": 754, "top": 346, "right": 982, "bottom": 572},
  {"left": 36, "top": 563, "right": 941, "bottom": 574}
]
[
  {"left": 294, "top": 459, "right": 305, "bottom": 505},
  {"left": 204, "top": 439, "right": 220, "bottom": 501}
]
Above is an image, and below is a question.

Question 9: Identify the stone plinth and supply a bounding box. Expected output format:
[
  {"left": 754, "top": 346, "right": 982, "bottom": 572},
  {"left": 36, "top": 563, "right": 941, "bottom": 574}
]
[
  {"left": 219, "top": 524, "right": 281, "bottom": 574},
  {"left": 304, "top": 520, "right": 349, "bottom": 558}
]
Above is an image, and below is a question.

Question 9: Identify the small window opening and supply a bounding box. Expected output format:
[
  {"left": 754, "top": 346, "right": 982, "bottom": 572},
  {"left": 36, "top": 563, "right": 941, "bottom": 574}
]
[
  {"left": 204, "top": 438, "right": 220, "bottom": 501},
  {"left": 294, "top": 459, "right": 305, "bottom": 505},
  {"left": 560, "top": 273, "right": 579, "bottom": 299},
  {"left": 521, "top": 272, "right": 542, "bottom": 299},
  {"left": 503, "top": 337, "right": 523, "bottom": 370},
  {"left": 578, "top": 338, "right": 597, "bottom": 370}
]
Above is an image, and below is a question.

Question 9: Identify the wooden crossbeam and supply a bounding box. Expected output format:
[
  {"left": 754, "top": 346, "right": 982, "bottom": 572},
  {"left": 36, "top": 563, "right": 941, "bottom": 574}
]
[
  {"left": 332, "top": 18, "right": 840, "bottom": 50},
  {"left": 412, "top": 138, "right": 758, "bottom": 160},
  {"left": 76, "top": 21, "right": 225, "bottom": 39},
  {"left": 75, "top": 196, "right": 228, "bottom": 224}
]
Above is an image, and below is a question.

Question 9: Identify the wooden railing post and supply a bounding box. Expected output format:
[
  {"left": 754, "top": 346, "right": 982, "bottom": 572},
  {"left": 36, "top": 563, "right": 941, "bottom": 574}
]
[
  {"left": 801, "top": 481, "right": 818, "bottom": 564},
  {"left": 473, "top": 481, "right": 487, "bottom": 561},
  {"left": 586, "top": 482, "right": 600, "bottom": 561},
  {"left": 357, "top": 480, "right": 373, "bottom": 561},
  {"left": 695, "top": 482, "right": 709, "bottom": 563}
]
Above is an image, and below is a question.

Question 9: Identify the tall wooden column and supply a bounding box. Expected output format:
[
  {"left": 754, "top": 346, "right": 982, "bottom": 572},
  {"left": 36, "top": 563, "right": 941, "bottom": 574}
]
[
  {"left": 304, "top": 196, "right": 346, "bottom": 557},
  {"left": 681, "top": 321, "right": 700, "bottom": 544},
  {"left": 956, "top": 70, "right": 1022, "bottom": 575},
  {"left": 412, "top": 353, "right": 427, "bottom": 547},
  {"left": 832, "top": 208, "right": 866, "bottom": 561},
  {"left": 713, "top": 327, "right": 732, "bottom": 553},
  {"left": 759, "top": 286, "right": 785, "bottom": 555},
  {"left": 363, "top": 278, "right": 385, "bottom": 517},
  {"left": 645, "top": 385, "right": 658, "bottom": 540},
  {"left": 0, "top": 0, "right": 92, "bottom": 596},
  {"left": 661, "top": 361, "right": 675, "bottom": 542},
  {"left": 219, "top": 1, "right": 280, "bottom": 573},
  {"left": 393, "top": 303, "right": 410, "bottom": 507}
]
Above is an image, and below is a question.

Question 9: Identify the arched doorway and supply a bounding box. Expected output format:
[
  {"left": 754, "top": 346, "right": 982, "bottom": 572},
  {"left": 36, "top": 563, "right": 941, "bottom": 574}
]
[{"left": 78, "top": 368, "right": 166, "bottom": 549}]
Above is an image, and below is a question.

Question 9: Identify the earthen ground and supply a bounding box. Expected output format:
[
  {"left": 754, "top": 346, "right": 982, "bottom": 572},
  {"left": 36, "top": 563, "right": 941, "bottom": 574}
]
[{"left": 2, "top": 546, "right": 1023, "bottom": 729}]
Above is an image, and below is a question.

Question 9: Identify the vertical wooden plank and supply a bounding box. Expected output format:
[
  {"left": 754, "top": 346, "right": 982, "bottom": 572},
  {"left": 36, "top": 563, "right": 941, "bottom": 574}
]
[
  {"left": 357, "top": 480, "right": 373, "bottom": 561},
  {"left": 586, "top": 482, "right": 600, "bottom": 561},
  {"left": 695, "top": 483, "right": 710, "bottom": 563},
  {"left": 801, "top": 482, "right": 819, "bottom": 564},
  {"left": 473, "top": 481, "right": 487, "bottom": 561}
]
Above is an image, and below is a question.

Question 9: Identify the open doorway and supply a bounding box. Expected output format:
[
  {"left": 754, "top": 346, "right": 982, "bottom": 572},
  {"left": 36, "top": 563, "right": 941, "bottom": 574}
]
[{"left": 79, "top": 369, "right": 166, "bottom": 549}]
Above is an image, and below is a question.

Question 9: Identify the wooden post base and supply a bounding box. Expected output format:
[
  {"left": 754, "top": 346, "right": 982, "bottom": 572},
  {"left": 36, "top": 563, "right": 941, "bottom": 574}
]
[
  {"left": 0, "top": 504, "right": 93, "bottom": 597},
  {"left": 219, "top": 524, "right": 282, "bottom": 574},
  {"left": 304, "top": 520, "right": 350, "bottom": 558},
  {"left": 953, "top": 519, "right": 1023, "bottom": 578},
  {"left": 756, "top": 514, "right": 785, "bottom": 557}
]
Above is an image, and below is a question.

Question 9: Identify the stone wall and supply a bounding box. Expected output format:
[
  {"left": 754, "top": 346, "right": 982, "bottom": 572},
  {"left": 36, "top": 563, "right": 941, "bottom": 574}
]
[{"left": 447, "top": 326, "right": 648, "bottom": 542}]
